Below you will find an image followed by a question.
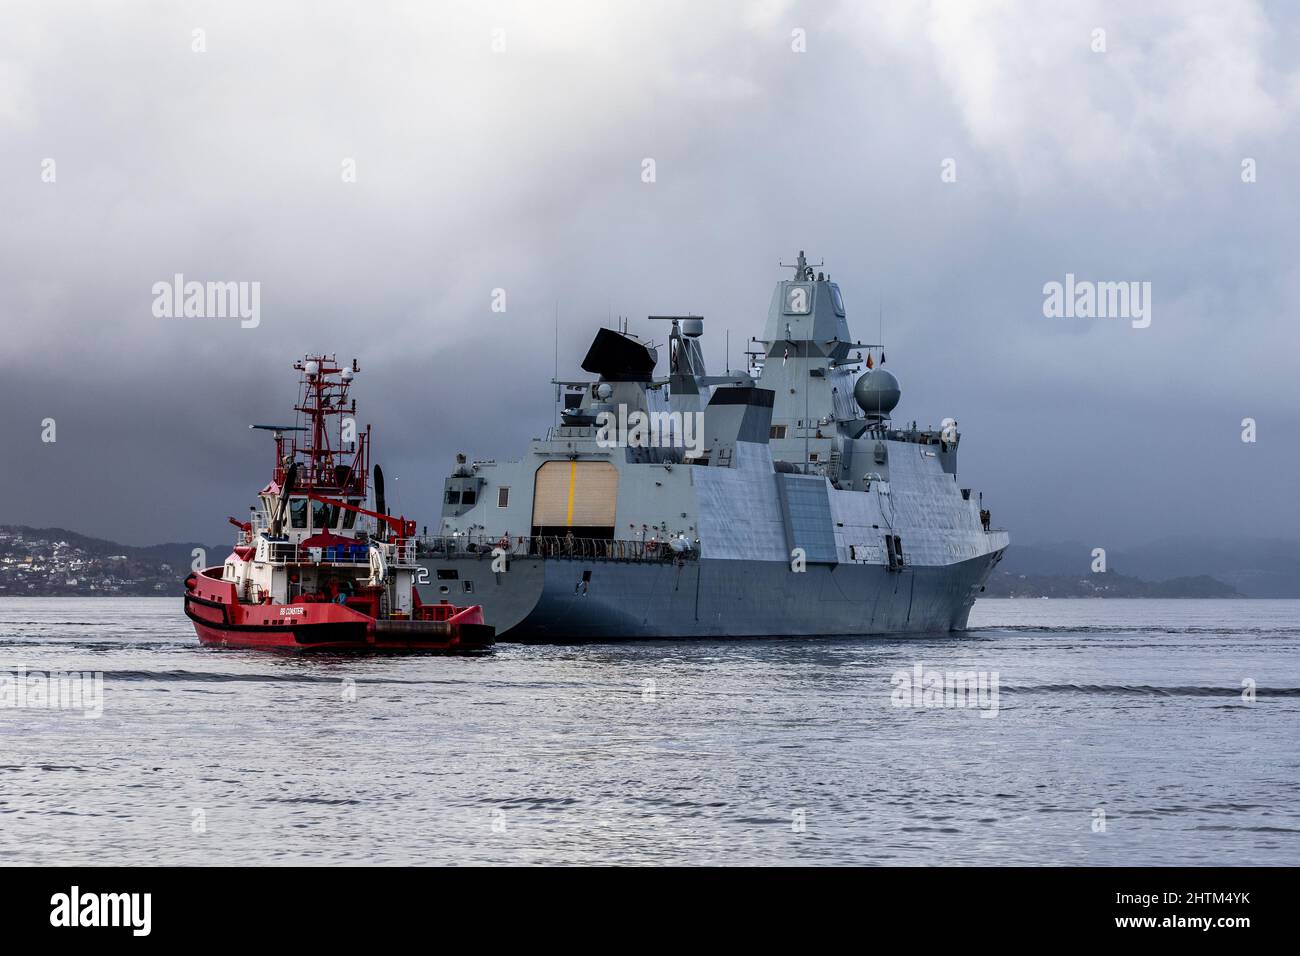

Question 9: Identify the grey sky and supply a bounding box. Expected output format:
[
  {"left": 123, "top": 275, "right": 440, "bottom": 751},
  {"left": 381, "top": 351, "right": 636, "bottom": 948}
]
[{"left": 1, "top": 0, "right": 1297, "bottom": 547}]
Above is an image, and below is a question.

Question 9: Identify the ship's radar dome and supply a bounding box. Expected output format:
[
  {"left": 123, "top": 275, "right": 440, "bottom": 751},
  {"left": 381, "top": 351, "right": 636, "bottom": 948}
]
[
  {"left": 854, "top": 368, "right": 901, "bottom": 418},
  {"left": 681, "top": 318, "right": 704, "bottom": 337},
  {"left": 596, "top": 383, "right": 613, "bottom": 400}
]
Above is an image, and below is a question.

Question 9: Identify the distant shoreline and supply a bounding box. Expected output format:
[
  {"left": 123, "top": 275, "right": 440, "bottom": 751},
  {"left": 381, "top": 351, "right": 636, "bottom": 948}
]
[{"left": 5, "top": 524, "right": 1294, "bottom": 599}]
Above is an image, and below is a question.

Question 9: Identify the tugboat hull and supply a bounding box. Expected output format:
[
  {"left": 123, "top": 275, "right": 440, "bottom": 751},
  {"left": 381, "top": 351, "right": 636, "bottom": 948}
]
[{"left": 185, "top": 569, "right": 493, "bottom": 652}]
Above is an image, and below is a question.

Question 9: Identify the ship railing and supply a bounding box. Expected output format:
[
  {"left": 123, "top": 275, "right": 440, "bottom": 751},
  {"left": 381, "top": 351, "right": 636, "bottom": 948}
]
[
  {"left": 271, "top": 463, "right": 367, "bottom": 496},
  {"left": 231, "top": 514, "right": 271, "bottom": 547},
  {"left": 415, "top": 534, "right": 699, "bottom": 563},
  {"left": 389, "top": 539, "right": 417, "bottom": 566},
  {"left": 264, "top": 542, "right": 371, "bottom": 565},
  {"left": 265, "top": 541, "right": 300, "bottom": 563},
  {"left": 254, "top": 539, "right": 414, "bottom": 566}
]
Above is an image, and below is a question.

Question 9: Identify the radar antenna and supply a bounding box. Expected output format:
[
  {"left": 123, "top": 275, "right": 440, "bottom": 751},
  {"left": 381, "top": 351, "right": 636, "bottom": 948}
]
[{"left": 779, "top": 249, "right": 823, "bottom": 281}]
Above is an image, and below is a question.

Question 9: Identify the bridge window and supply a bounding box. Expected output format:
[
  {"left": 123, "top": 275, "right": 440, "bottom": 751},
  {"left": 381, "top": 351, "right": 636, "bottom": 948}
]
[
  {"left": 830, "top": 283, "right": 845, "bottom": 316},
  {"left": 290, "top": 498, "right": 308, "bottom": 529},
  {"left": 460, "top": 488, "right": 477, "bottom": 506},
  {"left": 445, "top": 488, "right": 461, "bottom": 505}
]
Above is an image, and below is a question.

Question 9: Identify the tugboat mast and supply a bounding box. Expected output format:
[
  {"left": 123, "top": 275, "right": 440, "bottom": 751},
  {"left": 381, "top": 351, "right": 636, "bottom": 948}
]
[{"left": 283, "top": 355, "right": 368, "bottom": 499}]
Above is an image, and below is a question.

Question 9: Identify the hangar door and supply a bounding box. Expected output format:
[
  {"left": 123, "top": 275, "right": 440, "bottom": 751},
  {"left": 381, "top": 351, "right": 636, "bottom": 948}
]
[{"left": 532, "top": 461, "right": 618, "bottom": 538}]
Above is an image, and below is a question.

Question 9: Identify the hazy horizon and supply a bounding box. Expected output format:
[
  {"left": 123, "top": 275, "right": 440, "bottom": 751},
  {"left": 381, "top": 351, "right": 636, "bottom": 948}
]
[{"left": 2, "top": 1, "right": 1297, "bottom": 549}]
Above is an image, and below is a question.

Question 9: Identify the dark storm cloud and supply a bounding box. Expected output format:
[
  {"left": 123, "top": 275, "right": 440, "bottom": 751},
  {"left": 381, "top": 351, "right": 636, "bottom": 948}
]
[{"left": 1, "top": 0, "right": 1297, "bottom": 546}]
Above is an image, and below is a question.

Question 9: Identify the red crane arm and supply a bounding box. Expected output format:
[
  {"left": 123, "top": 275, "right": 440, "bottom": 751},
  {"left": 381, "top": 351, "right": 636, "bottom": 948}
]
[{"left": 304, "top": 491, "right": 414, "bottom": 537}]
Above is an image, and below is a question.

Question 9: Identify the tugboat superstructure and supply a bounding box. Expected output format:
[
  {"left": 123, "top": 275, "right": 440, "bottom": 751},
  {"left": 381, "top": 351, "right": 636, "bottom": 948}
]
[
  {"left": 417, "top": 253, "right": 1008, "bottom": 640},
  {"left": 185, "top": 355, "right": 493, "bottom": 652}
]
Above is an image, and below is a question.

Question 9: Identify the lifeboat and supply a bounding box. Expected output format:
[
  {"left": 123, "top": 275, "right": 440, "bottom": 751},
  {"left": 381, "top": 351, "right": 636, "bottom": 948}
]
[{"left": 183, "top": 354, "right": 494, "bottom": 653}]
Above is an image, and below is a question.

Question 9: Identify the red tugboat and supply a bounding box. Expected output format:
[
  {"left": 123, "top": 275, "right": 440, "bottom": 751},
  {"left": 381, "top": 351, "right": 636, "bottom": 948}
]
[{"left": 184, "top": 355, "right": 494, "bottom": 652}]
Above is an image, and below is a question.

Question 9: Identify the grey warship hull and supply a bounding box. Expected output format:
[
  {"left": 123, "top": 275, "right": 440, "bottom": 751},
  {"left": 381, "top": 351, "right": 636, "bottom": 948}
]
[
  {"left": 417, "top": 548, "right": 1004, "bottom": 641},
  {"left": 419, "top": 251, "right": 1009, "bottom": 642}
]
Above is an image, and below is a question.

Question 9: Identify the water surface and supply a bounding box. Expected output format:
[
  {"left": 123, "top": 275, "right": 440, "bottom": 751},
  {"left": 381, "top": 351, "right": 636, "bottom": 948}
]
[{"left": 1, "top": 598, "right": 1296, "bottom": 865}]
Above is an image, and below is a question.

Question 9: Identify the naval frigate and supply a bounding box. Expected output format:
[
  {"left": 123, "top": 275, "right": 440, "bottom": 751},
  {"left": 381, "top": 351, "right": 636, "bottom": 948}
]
[{"left": 416, "top": 252, "right": 1008, "bottom": 640}]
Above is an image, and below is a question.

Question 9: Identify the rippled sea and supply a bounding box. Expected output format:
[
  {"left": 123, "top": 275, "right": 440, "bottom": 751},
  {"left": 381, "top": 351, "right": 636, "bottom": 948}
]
[{"left": 1, "top": 598, "right": 1296, "bottom": 865}]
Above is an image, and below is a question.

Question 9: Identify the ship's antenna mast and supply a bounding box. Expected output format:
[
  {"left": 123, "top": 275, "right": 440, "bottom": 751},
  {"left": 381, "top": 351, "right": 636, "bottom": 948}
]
[
  {"left": 803, "top": 334, "right": 810, "bottom": 473},
  {"left": 554, "top": 300, "right": 559, "bottom": 428},
  {"left": 878, "top": 291, "right": 889, "bottom": 358},
  {"left": 780, "top": 249, "right": 822, "bottom": 279},
  {"left": 777, "top": 250, "right": 823, "bottom": 473}
]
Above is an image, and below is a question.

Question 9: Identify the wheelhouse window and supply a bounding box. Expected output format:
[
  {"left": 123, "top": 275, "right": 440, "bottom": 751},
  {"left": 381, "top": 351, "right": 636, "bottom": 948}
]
[
  {"left": 311, "top": 500, "right": 332, "bottom": 531},
  {"left": 784, "top": 284, "right": 812, "bottom": 315},
  {"left": 830, "top": 283, "right": 845, "bottom": 316},
  {"left": 342, "top": 500, "right": 360, "bottom": 529},
  {"left": 460, "top": 488, "right": 477, "bottom": 506},
  {"left": 290, "top": 498, "right": 308, "bottom": 528},
  {"left": 497, "top": 487, "right": 510, "bottom": 508},
  {"left": 445, "top": 488, "right": 461, "bottom": 505}
]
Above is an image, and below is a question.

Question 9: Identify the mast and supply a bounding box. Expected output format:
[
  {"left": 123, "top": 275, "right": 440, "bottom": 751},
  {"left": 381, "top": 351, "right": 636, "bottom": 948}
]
[{"left": 279, "top": 355, "right": 368, "bottom": 499}]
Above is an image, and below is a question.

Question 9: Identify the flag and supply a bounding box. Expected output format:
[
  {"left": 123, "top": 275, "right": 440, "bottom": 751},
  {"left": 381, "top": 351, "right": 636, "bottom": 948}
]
[{"left": 866, "top": 352, "right": 874, "bottom": 369}]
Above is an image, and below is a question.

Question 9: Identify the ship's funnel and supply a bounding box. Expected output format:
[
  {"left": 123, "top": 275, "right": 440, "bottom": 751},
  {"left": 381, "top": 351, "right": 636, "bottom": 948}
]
[{"left": 703, "top": 386, "right": 775, "bottom": 465}]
